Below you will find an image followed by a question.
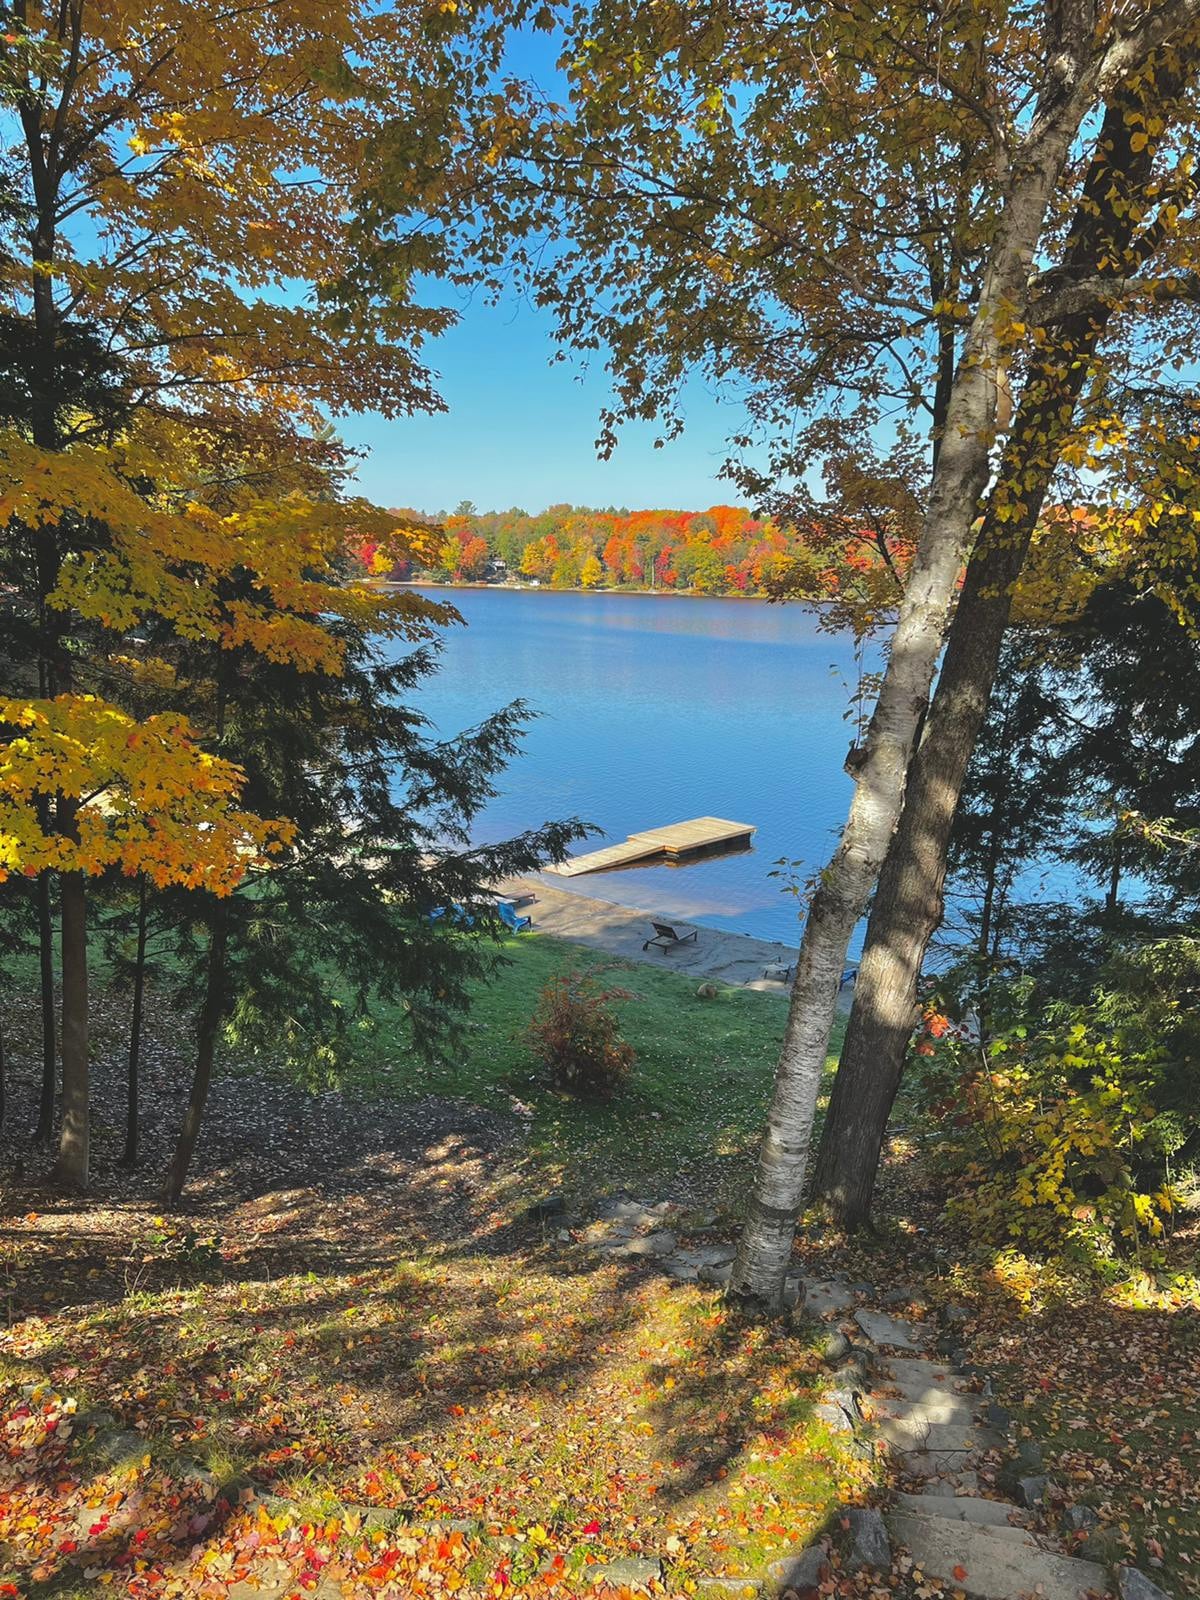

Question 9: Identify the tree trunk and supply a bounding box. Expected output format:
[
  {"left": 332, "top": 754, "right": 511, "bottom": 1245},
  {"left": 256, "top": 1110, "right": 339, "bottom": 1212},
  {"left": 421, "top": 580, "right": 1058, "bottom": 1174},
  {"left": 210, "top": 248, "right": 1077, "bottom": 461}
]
[
  {"left": 730, "top": 99, "right": 1102, "bottom": 1305},
  {"left": 812, "top": 85, "right": 1180, "bottom": 1229},
  {"left": 53, "top": 867, "right": 89, "bottom": 1190},
  {"left": 163, "top": 913, "right": 228, "bottom": 1208},
  {"left": 33, "top": 866, "right": 56, "bottom": 1144},
  {"left": 1105, "top": 841, "right": 1122, "bottom": 919},
  {"left": 119, "top": 876, "right": 148, "bottom": 1168}
]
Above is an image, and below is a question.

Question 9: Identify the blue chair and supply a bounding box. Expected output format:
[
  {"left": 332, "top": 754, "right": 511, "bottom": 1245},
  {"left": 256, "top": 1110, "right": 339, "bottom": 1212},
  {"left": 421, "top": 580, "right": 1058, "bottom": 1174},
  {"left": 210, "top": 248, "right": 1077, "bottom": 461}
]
[
  {"left": 497, "top": 900, "right": 532, "bottom": 932},
  {"left": 428, "top": 902, "right": 474, "bottom": 927}
]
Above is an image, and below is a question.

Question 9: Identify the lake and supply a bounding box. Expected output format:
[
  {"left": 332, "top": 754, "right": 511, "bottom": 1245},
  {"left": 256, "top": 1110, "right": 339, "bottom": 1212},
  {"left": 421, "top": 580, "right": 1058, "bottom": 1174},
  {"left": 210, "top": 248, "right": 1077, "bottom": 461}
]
[{"left": 400, "top": 586, "right": 876, "bottom": 951}]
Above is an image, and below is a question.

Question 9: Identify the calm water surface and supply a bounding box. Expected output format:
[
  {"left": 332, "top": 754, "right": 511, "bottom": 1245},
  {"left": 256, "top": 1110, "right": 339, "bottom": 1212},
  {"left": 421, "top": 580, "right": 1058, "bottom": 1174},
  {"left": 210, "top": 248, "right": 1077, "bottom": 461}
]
[{"left": 401, "top": 587, "right": 875, "bottom": 951}]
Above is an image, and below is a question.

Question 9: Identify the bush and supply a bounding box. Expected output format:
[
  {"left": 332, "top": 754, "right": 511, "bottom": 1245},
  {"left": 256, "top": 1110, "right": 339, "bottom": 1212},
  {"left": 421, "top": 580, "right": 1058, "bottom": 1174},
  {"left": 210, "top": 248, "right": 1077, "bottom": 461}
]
[
  {"left": 527, "top": 970, "right": 635, "bottom": 1096},
  {"left": 911, "top": 955, "right": 1195, "bottom": 1274}
]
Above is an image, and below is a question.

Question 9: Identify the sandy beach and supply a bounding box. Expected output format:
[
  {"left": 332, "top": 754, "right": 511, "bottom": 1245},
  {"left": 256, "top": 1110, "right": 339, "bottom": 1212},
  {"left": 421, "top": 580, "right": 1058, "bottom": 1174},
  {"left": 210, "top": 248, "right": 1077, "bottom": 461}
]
[{"left": 498, "top": 873, "right": 856, "bottom": 1007}]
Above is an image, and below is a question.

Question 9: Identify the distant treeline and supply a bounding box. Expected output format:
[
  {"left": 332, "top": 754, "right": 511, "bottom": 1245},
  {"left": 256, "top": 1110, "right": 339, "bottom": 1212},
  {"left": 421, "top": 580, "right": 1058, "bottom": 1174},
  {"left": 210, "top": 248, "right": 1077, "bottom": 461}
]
[{"left": 363, "top": 502, "right": 910, "bottom": 606}]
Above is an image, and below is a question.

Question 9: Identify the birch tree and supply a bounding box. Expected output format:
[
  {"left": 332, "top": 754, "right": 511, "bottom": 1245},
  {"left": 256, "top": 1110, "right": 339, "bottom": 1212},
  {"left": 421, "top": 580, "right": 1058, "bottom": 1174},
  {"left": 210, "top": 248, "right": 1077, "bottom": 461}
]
[
  {"left": 815, "top": 53, "right": 1200, "bottom": 1229},
  {"left": 373, "top": 0, "right": 1200, "bottom": 1305}
]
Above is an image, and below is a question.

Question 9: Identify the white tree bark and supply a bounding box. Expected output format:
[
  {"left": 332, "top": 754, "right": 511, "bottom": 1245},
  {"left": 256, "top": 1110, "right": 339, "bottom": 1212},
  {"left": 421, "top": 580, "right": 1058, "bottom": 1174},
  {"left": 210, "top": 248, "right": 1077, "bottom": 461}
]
[{"left": 730, "top": 0, "right": 1200, "bottom": 1309}]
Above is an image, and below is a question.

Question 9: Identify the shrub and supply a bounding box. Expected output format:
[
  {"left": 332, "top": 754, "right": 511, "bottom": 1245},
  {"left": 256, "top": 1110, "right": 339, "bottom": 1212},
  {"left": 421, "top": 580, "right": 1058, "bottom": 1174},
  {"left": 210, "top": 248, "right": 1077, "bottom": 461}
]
[
  {"left": 527, "top": 970, "right": 635, "bottom": 1096},
  {"left": 912, "top": 970, "right": 1190, "bottom": 1273}
]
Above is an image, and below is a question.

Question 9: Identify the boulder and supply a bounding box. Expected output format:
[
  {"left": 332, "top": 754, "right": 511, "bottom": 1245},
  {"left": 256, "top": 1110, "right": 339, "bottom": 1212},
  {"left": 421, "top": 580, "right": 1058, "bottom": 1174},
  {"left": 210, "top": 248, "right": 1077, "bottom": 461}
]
[
  {"left": 820, "top": 1330, "right": 852, "bottom": 1367},
  {"left": 842, "top": 1507, "right": 891, "bottom": 1570},
  {"left": 1064, "top": 1505, "right": 1099, "bottom": 1533},
  {"left": 584, "top": 1556, "right": 663, "bottom": 1589},
  {"left": 1016, "top": 1475, "right": 1047, "bottom": 1508},
  {"left": 1116, "top": 1567, "right": 1174, "bottom": 1600},
  {"left": 765, "top": 1544, "right": 827, "bottom": 1595}
]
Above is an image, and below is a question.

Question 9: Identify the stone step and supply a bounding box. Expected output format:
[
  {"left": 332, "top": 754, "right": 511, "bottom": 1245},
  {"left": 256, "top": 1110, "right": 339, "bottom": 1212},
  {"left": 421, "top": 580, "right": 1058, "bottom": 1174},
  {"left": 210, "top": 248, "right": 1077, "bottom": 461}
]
[
  {"left": 877, "top": 1392, "right": 980, "bottom": 1426},
  {"left": 855, "top": 1309, "right": 930, "bottom": 1351},
  {"left": 881, "top": 1418, "right": 999, "bottom": 1454},
  {"left": 881, "top": 1357, "right": 969, "bottom": 1391},
  {"left": 898, "top": 1448, "right": 979, "bottom": 1483},
  {"left": 895, "top": 1493, "right": 1030, "bottom": 1530},
  {"left": 886, "top": 1512, "right": 1110, "bottom": 1600}
]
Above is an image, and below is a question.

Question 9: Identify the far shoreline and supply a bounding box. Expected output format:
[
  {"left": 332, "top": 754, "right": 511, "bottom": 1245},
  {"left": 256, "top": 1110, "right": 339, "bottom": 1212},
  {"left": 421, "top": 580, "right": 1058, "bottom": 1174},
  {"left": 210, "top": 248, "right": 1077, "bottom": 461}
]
[{"left": 386, "top": 577, "right": 833, "bottom": 608}]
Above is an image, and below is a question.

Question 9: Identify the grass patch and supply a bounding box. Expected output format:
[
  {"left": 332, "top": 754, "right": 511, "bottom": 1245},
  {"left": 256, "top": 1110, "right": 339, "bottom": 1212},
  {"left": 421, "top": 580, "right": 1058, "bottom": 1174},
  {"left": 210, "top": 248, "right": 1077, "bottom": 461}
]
[{"left": 345, "top": 931, "right": 838, "bottom": 1208}]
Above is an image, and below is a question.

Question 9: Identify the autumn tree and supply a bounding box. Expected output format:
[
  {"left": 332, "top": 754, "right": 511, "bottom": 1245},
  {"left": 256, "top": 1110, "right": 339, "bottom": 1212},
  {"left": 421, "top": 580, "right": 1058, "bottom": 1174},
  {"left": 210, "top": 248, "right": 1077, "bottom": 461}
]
[
  {"left": 0, "top": 0, "right": 509, "bottom": 1188},
  {"left": 815, "top": 56, "right": 1200, "bottom": 1226},
  {"left": 374, "top": 0, "right": 1200, "bottom": 1305}
]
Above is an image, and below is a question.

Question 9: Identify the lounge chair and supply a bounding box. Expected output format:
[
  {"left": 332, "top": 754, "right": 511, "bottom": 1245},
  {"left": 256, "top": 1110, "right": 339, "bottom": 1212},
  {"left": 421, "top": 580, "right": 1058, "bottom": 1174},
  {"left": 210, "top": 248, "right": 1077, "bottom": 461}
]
[
  {"left": 497, "top": 900, "right": 532, "bottom": 932},
  {"left": 642, "top": 921, "right": 699, "bottom": 952},
  {"left": 763, "top": 963, "right": 857, "bottom": 986}
]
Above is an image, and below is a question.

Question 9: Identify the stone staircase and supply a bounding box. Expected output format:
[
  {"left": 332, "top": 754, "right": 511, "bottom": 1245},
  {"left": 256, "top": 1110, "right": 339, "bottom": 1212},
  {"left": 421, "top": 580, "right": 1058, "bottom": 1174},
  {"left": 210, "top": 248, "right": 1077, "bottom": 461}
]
[
  {"left": 575, "top": 1201, "right": 1175, "bottom": 1599},
  {"left": 830, "top": 1305, "right": 1166, "bottom": 1600}
]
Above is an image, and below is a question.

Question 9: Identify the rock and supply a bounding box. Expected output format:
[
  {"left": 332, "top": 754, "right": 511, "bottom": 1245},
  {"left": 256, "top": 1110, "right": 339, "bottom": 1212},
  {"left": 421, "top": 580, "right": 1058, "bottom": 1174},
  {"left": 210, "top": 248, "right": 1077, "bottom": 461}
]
[
  {"left": 608, "top": 1230, "right": 677, "bottom": 1258},
  {"left": 525, "top": 1193, "right": 567, "bottom": 1222},
  {"left": 1080, "top": 1525, "right": 1126, "bottom": 1564},
  {"left": 814, "top": 1402, "right": 854, "bottom": 1433},
  {"left": 227, "top": 1561, "right": 294, "bottom": 1600},
  {"left": 997, "top": 1441, "right": 1044, "bottom": 1494},
  {"left": 854, "top": 1310, "right": 928, "bottom": 1351},
  {"left": 699, "top": 1261, "right": 733, "bottom": 1286},
  {"left": 984, "top": 1402, "right": 1012, "bottom": 1431},
  {"left": 764, "top": 1544, "right": 827, "bottom": 1594},
  {"left": 584, "top": 1556, "right": 663, "bottom": 1588},
  {"left": 881, "top": 1286, "right": 921, "bottom": 1309},
  {"left": 1117, "top": 1567, "right": 1174, "bottom": 1600},
  {"left": 925, "top": 1471, "right": 981, "bottom": 1495},
  {"left": 822, "top": 1388, "right": 861, "bottom": 1420},
  {"left": 880, "top": 1418, "right": 983, "bottom": 1454},
  {"left": 557, "top": 1229, "right": 572, "bottom": 1242},
  {"left": 662, "top": 1259, "right": 700, "bottom": 1282},
  {"left": 820, "top": 1330, "right": 852, "bottom": 1367},
  {"left": 885, "top": 1511, "right": 1108, "bottom": 1600},
  {"left": 832, "top": 1356, "right": 873, "bottom": 1395},
  {"left": 688, "top": 1244, "right": 737, "bottom": 1269},
  {"left": 941, "top": 1305, "right": 972, "bottom": 1324},
  {"left": 1064, "top": 1505, "right": 1099, "bottom": 1533},
  {"left": 884, "top": 1356, "right": 963, "bottom": 1389},
  {"left": 842, "top": 1507, "right": 891, "bottom": 1570},
  {"left": 93, "top": 1428, "right": 147, "bottom": 1466},
  {"left": 361, "top": 1507, "right": 400, "bottom": 1530},
  {"left": 1016, "top": 1475, "right": 1047, "bottom": 1508},
  {"left": 894, "top": 1493, "right": 1027, "bottom": 1530},
  {"left": 800, "top": 1278, "right": 855, "bottom": 1318}
]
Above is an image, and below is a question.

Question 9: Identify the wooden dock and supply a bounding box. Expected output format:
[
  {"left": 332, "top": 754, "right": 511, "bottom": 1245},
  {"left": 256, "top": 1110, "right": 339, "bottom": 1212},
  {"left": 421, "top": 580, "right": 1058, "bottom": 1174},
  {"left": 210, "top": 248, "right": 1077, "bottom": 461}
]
[{"left": 548, "top": 817, "right": 756, "bottom": 877}]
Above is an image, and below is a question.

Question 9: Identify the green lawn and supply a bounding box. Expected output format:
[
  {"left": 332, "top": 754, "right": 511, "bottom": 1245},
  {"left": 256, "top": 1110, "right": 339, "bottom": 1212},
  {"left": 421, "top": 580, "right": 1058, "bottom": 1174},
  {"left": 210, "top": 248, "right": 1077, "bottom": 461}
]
[{"left": 348, "top": 931, "right": 838, "bottom": 1209}]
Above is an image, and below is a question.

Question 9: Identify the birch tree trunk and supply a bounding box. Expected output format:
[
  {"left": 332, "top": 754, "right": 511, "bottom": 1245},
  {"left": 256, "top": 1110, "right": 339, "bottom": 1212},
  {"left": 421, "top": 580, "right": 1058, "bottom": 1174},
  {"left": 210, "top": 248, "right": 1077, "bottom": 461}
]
[
  {"left": 813, "top": 76, "right": 1189, "bottom": 1228},
  {"left": 730, "top": 7, "right": 1148, "bottom": 1309}
]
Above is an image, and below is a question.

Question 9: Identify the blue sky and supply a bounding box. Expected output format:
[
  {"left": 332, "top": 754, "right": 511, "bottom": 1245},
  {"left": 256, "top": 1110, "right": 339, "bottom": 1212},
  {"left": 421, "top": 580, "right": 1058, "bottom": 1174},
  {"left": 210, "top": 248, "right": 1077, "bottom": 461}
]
[
  {"left": 341, "top": 23, "right": 748, "bottom": 518},
  {"left": 343, "top": 294, "right": 743, "bottom": 516}
]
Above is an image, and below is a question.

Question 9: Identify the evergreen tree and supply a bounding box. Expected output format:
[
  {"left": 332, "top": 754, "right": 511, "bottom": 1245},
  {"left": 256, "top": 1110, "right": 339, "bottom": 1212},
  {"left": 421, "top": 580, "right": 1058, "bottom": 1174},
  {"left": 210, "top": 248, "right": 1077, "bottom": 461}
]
[{"left": 157, "top": 595, "right": 584, "bottom": 1204}]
